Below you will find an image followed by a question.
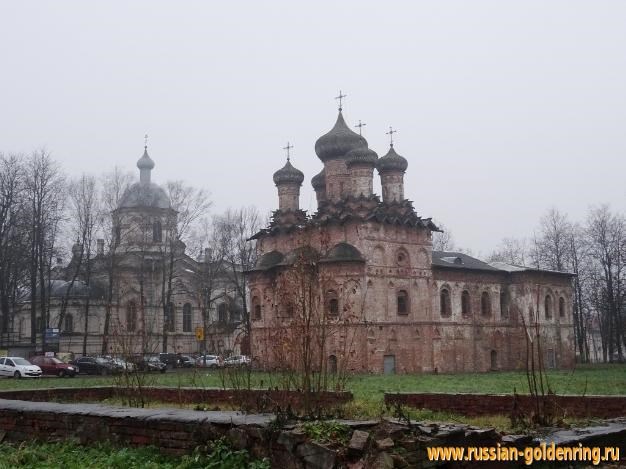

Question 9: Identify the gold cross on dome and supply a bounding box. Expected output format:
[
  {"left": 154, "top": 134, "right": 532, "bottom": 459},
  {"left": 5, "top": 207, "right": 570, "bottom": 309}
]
[
  {"left": 386, "top": 126, "right": 397, "bottom": 146},
  {"left": 283, "top": 142, "right": 293, "bottom": 161},
  {"left": 334, "top": 90, "right": 347, "bottom": 111}
]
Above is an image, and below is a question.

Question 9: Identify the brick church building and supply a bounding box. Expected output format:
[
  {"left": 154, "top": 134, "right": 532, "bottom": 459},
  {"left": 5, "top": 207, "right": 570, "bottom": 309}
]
[{"left": 246, "top": 106, "right": 575, "bottom": 374}]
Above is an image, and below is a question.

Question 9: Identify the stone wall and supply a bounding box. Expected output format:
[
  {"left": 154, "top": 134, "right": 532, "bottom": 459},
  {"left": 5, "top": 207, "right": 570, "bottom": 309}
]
[
  {"left": 385, "top": 392, "right": 626, "bottom": 419},
  {"left": 0, "top": 387, "right": 352, "bottom": 413},
  {"left": 0, "top": 399, "right": 625, "bottom": 467}
]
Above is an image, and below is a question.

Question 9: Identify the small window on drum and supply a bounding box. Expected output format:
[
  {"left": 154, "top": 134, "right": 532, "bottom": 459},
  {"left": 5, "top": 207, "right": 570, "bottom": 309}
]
[{"left": 397, "top": 290, "right": 409, "bottom": 315}]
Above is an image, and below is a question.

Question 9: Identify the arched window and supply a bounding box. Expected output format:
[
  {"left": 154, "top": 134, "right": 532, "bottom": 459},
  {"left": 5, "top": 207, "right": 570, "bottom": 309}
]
[
  {"left": 153, "top": 220, "right": 162, "bottom": 242},
  {"left": 500, "top": 291, "right": 509, "bottom": 319},
  {"left": 252, "top": 296, "right": 261, "bottom": 320},
  {"left": 63, "top": 314, "right": 73, "bottom": 333},
  {"left": 440, "top": 288, "right": 451, "bottom": 317},
  {"left": 481, "top": 292, "right": 491, "bottom": 317},
  {"left": 126, "top": 301, "right": 137, "bottom": 332},
  {"left": 461, "top": 291, "right": 471, "bottom": 317},
  {"left": 490, "top": 350, "right": 498, "bottom": 370},
  {"left": 559, "top": 297, "right": 565, "bottom": 318},
  {"left": 217, "top": 303, "right": 227, "bottom": 322},
  {"left": 182, "top": 303, "right": 192, "bottom": 332},
  {"left": 327, "top": 290, "right": 339, "bottom": 317},
  {"left": 545, "top": 295, "right": 552, "bottom": 320},
  {"left": 328, "top": 355, "right": 337, "bottom": 374},
  {"left": 165, "top": 302, "right": 175, "bottom": 332},
  {"left": 397, "top": 290, "right": 409, "bottom": 315}
]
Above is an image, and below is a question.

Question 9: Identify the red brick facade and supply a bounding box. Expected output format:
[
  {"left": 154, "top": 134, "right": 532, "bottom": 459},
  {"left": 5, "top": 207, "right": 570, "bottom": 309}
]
[{"left": 247, "top": 110, "right": 575, "bottom": 374}]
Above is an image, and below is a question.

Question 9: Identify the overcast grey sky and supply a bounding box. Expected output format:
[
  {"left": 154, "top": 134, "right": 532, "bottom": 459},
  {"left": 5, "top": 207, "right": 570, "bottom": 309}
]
[{"left": 1, "top": 1, "right": 625, "bottom": 255}]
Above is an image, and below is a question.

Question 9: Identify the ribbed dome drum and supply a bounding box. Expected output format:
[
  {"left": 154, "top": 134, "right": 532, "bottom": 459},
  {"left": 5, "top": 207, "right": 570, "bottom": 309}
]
[{"left": 314, "top": 112, "right": 367, "bottom": 162}]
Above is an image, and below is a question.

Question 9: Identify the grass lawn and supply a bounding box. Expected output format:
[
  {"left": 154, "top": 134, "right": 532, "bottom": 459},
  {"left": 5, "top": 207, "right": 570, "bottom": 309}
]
[
  {"left": 0, "top": 364, "right": 624, "bottom": 432},
  {"left": 0, "top": 363, "right": 623, "bottom": 397},
  {"left": 0, "top": 440, "right": 269, "bottom": 469}
]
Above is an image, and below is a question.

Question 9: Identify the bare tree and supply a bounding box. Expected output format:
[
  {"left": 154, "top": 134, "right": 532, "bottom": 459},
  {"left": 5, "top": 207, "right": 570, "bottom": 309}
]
[
  {"left": 533, "top": 208, "right": 571, "bottom": 271},
  {"left": 586, "top": 205, "right": 625, "bottom": 362},
  {"left": 99, "top": 167, "right": 133, "bottom": 354},
  {"left": 159, "top": 181, "right": 210, "bottom": 352},
  {"left": 432, "top": 221, "right": 455, "bottom": 251},
  {"left": 216, "top": 206, "right": 261, "bottom": 357},
  {"left": 0, "top": 154, "right": 27, "bottom": 341},
  {"left": 24, "top": 150, "right": 65, "bottom": 347},
  {"left": 488, "top": 237, "right": 528, "bottom": 265}
]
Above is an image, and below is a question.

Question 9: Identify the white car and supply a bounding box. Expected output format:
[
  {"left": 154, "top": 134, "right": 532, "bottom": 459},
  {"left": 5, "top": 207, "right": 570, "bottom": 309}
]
[
  {"left": 0, "top": 357, "right": 42, "bottom": 378},
  {"left": 195, "top": 355, "right": 221, "bottom": 368},
  {"left": 223, "top": 355, "right": 251, "bottom": 367}
]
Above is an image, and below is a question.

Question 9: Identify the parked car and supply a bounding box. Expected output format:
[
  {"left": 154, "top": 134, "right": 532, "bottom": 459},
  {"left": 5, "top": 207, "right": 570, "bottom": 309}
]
[
  {"left": 195, "top": 354, "right": 221, "bottom": 368},
  {"left": 159, "top": 353, "right": 180, "bottom": 369},
  {"left": 108, "top": 357, "right": 137, "bottom": 373},
  {"left": 71, "top": 356, "right": 117, "bottom": 376},
  {"left": 30, "top": 356, "right": 78, "bottom": 377},
  {"left": 223, "top": 355, "right": 251, "bottom": 367},
  {"left": 177, "top": 355, "right": 195, "bottom": 368},
  {"left": 137, "top": 356, "right": 167, "bottom": 373},
  {"left": 0, "top": 357, "right": 42, "bottom": 378}
]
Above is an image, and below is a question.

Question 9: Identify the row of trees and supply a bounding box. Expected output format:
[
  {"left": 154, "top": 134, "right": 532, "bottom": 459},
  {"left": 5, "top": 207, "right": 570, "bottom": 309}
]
[
  {"left": 435, "top": 206, "right": 625, "bottom": 363},
  {"left": 0, "top": 150, "right": 262, "bottom": 356}
]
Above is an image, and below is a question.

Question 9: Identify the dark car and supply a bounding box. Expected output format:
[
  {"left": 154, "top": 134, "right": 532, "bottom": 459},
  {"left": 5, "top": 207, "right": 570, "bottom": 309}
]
[
  {"left": 71, "top": 356, "right": 116, "bottom": 375},
  {"left": 30, "top": 356, "right": 78, "bottom": 377},
  {"left": 177, "top": 355, "right": 195, "bottom": 368},
  {"left": 137, "top": 356, "right": 167, "bottom": 373},
  {"left": 158, "top": 353, "right": 179, "bottom": 369}
]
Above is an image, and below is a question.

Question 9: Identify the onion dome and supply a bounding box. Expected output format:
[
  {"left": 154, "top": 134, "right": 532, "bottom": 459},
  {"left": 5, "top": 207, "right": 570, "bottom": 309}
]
[
  {"left": 311, "top": 168, "right": 326, "bottom": 190},
  {"left": 376, "top": 145, "right": 408, "bottom": 173},
  {"left": 315, "top": 112, "right": 367, "bottom": 162},
  {"left": 273, "top": 159, "right": 304, "bottom": 186},
  {"left": 346, "top": 146, "right": 378, "bottom": 167},
  {"left": 137, "top": 146, "right": 155, "bottom": 171}
]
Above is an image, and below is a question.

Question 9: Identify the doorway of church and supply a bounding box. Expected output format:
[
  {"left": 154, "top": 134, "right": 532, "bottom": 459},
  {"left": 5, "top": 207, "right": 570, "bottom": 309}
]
[{"left": 383, "top": 355, "right": 396, "bottom": 374}]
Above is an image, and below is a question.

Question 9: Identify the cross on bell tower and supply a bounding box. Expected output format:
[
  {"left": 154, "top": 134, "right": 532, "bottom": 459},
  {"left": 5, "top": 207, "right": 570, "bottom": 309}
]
[
  {"left": 386, "top": 126, "right": 397, "bottom": 147},
  {"left": 334, "top": 90, "right": 347, "bottom": 111},
  {"left": 283, "top": 142, "right": 293, "bottom": 162}
]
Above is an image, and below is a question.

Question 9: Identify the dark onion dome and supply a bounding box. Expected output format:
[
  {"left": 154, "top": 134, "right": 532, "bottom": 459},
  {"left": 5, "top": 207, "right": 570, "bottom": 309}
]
[
  {"left": 311, "top": 168, "right": 326, "bottom": 190},
  {"left": 376, "top": 145, "right": 408, "bottom": 173},
  {"left": 137, "top": 147, "right": 155, "bottom": 170},
  {"left": 322, "top": 242, "right": 365, "bottom": 262},
  {"left": 273, "top": 159, "right": 304, "bottom": 186},
  {"left": 255, "top": 250, "right": 284, "bottom": 270},
  {"left": 118, "top": 182, "right": 171, "bottom": 209},
  {"left": 346, "top": 146, "right": 378, "bottom": 167},
  {"left": 315, "top": 112, "right": 367, "bottom": 162}
]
